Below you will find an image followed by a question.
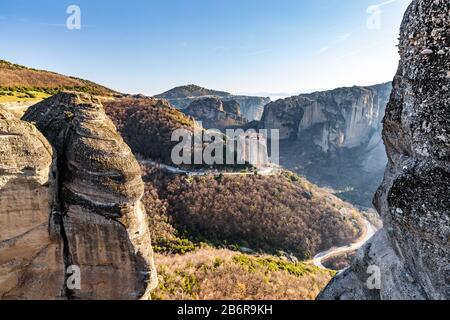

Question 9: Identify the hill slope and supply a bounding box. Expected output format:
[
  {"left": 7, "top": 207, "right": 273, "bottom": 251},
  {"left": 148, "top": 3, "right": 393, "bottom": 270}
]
[
  {"left": 155, "top": 84, "right": 230, "bottom": 100},
  {"left": 0, "top": 59, "right": 117, "bottom": 97},
  {"left": 104, "top": 96, "right": 196, "bottom": 164}
]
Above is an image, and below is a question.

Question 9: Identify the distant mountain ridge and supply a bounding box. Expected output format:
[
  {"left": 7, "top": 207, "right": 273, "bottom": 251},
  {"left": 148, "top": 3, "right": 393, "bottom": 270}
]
[
  {"left": 155, "top": 84, "right": 271, "bottom": 121},
  {"left": 155, "top": 84, "right": 230, "bottom": 100}
]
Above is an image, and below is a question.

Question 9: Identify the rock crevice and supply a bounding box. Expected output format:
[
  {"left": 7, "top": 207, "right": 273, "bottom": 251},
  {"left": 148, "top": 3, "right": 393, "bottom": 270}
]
[{"left": 0, "top": 92, "right": 157, "bottom": 300}]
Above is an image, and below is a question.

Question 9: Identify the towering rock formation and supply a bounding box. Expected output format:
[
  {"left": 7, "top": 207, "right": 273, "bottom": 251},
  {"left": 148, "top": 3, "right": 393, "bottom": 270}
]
[
  {"left": 222, "top": 96, "right": 271, "bottom": 121},
  {"left": 155, "top": 84, "right": 271, "bottom": 121},
  {"left": 0, "top": 108, "right": 64, "bottom": 299},
  {"left": 6, "top": 92, "right": 157, "bottom": 299},
  {"left": 261, "top": 83, "right": 392, "bottom": 207},
  {"left": 319, "top": 0, "right": 449, "bottom": 300},
  {"left": 184, "top": 97, "right": 248, "bottom": 130}
]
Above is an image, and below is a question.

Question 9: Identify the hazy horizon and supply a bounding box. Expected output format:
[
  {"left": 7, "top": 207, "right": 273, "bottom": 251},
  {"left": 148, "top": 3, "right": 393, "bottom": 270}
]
[{"left": 1, "top": 0, "right": 411, "bottom": 96}]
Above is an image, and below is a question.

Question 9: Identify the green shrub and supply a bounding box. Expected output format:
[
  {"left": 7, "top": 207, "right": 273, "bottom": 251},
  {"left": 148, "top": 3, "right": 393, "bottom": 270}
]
[{"left": 153, "top": 238, "right": 199, "bottom": 255}]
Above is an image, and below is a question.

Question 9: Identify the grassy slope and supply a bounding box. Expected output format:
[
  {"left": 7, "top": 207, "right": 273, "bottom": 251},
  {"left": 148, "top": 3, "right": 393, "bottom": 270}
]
[
  {"left": 0, "top": 90, "right": 50, "bottom": 103},
  {"left": 0, "top": 59, "right": 117, "bottom": 99},
  {"left": 152, "top": 248, "right": 335, "bottom": 300}
]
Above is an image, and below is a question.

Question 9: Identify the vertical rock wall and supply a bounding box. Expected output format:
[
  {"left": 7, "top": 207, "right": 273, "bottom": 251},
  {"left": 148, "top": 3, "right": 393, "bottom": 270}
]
[
  {"left": 319, "top": 0, "right": 449, "bottom": 300},
  {"left": 0, "top": 108, "right": 65, "bottom": 299}
]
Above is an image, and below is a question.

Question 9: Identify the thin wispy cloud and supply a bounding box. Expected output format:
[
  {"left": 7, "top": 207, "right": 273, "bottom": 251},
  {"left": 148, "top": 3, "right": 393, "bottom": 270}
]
[
  {"left": 372, "top": 0, "right": 399, "bottom": 9},
  {"left": 334, "top": 33, "right": 352, "bottom": 44},
  {"left": 317, "top": 46, "right": 330, "bottom": 54},
  {"left": 210, "top": 46, "right": 230, "bottom": 54},
  {"left": 245, "top": 48, "right": 273, "bottom": 56},
  {"left": 317, "top": 32, "right": 351, "bottom": 56},
  {"left": 37, "top": 22, "right": 66, "bottom": 27},
  {"left": 2, "top": 0, "right": 411, "bottom": 95},
  {"left": 34, "top": 22, "right": 92, "bottom": 29},
  {"left": 337, "top": 41, "right": 385, "bottom": 61}
]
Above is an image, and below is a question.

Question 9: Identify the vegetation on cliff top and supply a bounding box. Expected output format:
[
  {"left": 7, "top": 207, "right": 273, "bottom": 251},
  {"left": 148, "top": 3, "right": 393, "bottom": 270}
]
[{"left": 0, "top": 59, "right": 116, "bottom": 98}]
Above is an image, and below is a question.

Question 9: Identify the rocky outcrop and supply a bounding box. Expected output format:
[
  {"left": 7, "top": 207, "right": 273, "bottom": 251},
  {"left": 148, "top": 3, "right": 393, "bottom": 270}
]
[
  {"left": 18, "top": 92, "right": 157, "bottom": 299},
  {"left": 184, "top": 97, "right": 248, "bottom": 130},
  {"left": 155, "top": 85, "right": 271, "bottom": 121},
  {"left": 261, "top": 83, "right": 392, "bottom": 207},
  {"left": 319, "top": 0, "right": 449, "bottom": 300},
  {"left": 262, "top": 83, "right": 391, "bottom": 148},
  {"left": 0, "top": 108, "right": 65, "bottom": 299},
  {"left": 222, "top": 96, "right": 271, "bottom": 121},
  {"left": 222, "top": 99, "right": 241, "bottom": 115}
]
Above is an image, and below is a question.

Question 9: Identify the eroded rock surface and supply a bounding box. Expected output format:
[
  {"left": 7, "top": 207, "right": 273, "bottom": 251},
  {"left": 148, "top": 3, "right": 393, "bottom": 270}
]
[
  {"left": 319, "top": 0, "right": 449, "bottom": 300},
  {"left": 22, "top": 92, "right": 157, "bottom": 299},
  {"left": 155, "top": 84, "right": 271, "bottom": 121},
  {"left": 0, "top": 108, "right": 65, "bottom": 299},
  {"left": 261, "top": 83, "right": 391, "bottom": 207},
  {"left": 184, "top": 97, "right": 248, "bottom": 130}
]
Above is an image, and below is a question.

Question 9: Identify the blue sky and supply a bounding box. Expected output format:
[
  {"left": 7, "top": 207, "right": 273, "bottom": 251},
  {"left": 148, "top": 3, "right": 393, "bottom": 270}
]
[{"left": 0, "top": 0, "right": 411, "bottom": 97}]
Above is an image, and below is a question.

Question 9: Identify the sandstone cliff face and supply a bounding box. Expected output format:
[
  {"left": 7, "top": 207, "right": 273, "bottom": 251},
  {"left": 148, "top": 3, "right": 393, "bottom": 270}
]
[
  {"left": 155, "top": 85, "right": 271, "bottom": 121},
  {"left": 261, "top": 83, "right": 392, "bottom": 207},
  {"left": 18, "top": 92, "right": 157, "bottom": 299},
  {"left": 184, "top": 97, "right": 248, "bottom": 130},
  {"left": 222, "top": 96, "right": 271, "bottom": 121},
  {"left": 319, "top": 0, "right": 449, "bottom": 300},
  {"left": 262, "top": 83, "right": 391, "bottom": 150},
  {"left": 0, "top": 108, "right": 65, "bottom": 299}
]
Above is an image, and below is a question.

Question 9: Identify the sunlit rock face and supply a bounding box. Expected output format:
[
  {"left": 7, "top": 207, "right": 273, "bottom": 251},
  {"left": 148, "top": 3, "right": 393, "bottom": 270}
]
[
  {"left": 262, "top": 83, "right": 391, "bottom": 151},
  {"left": 22, "top": 92, "right": 157, "bottom": 299},
  {"left": 155, "top": 84, "right": 271, "bottom": 121},
  {"left": 261, "top": 83, "right": 392, "bottom": 207},
  {"left": 184, "top": 97, "right": 248, "bottom": 130},
  {"left": 0, "top": 108, "right": 65, "bottom": 299},
  {"left": 222, "top": 96, "right": 271, "bottom": 121},
  {"left": 319, "top": 0, "right": 449, "bottom": 300}
]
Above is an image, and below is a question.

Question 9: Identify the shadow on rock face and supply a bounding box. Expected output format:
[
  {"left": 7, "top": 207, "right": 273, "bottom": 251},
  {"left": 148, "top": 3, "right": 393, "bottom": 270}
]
[
  {"left": 17, "top": 91, "right": 158, "bottom": 300},
  {"left": 319, "top": 0, "right": 450, "bottom": 300}
]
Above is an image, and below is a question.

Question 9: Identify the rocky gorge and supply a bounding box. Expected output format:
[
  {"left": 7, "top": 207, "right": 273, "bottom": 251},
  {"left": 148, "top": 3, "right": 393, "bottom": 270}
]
[
  {"left": 260, "top": 83, "right": 392, "bottom": 207},
  {"left": 0, "top": 0, "right": 447, "bottom": 302}
]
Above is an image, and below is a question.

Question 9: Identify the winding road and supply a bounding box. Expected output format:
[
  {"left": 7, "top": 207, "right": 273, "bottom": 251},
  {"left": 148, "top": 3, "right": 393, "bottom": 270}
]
[
  {"left": 313, "top": 219, "right": 377, "bottom": 270},
  {"left": 139, "top": 159, "right": 280, "bottom": 177},
  {"left": 141, "top": 159, "right": 377, "bottom": 272}
]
